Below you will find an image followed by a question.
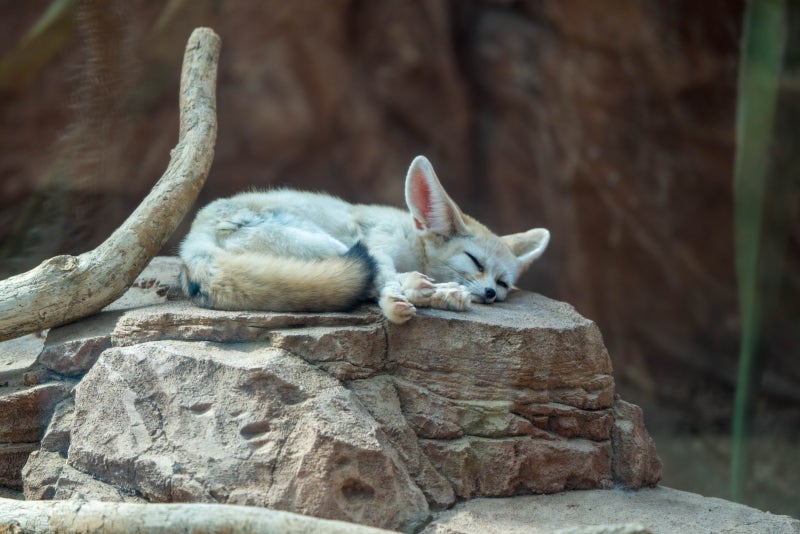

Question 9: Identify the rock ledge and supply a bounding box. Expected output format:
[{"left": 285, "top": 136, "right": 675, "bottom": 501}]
[{"left": 2, "top": 258, "right": 661, "bottom": 532}]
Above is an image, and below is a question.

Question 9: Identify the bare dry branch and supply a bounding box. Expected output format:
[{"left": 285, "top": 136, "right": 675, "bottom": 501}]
[
  {"left": 0, "top": 27, "right": 220, "bottom": 342},
  {"left": 0, "top": 498, "right": 393, "bottom": 533}
]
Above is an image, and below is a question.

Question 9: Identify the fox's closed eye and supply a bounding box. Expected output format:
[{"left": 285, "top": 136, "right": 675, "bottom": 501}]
[
  {"left": 464, "top": 252, "right": 484, "bottom": 272},
  {"left": 497, "top": 280, "right": 508, "bottom": 289}
]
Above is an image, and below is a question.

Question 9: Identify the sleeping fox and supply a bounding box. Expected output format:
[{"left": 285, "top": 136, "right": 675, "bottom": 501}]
[{"left": 179, "top": 156, "right": 549, "bottom": 324}]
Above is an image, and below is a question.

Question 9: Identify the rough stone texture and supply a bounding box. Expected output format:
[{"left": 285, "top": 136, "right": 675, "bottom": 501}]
[
  {"left": 611, "top": 399, "right": 663, "bottom": 489},
  {"left": 421, "top": 437, "right": 611, "bottom": 499},
  {"left": 35, "top": 257, "right": 183, "bottom": 377},
  {"left": 422, "top": 487, "right": 800, "bottom": 534},
  {"left": 130, "top": 343, "right": 420, "bottom": 525},
  {"left": 0, "top": 383, "right": 72, "bottom": 444},
  {"left": 0, "top": 333, "right": 48, "bottom": 493},
  {"left": 102, "top": 256, "right": 183, "bottom": 311},
  {"left": 28, "top": 341, "right": 429, "bottom": 531},
  {"left": 0, "top": 259, "right": 182, "bottom": 492},
  {"left": 12, "top": 257, "right": 662, "bottom": 532},
  {"left": 387, "top": 295, "right": 620, "bottom": 498},
  {"left": 551, "top": 527, "right": 651, "bottom": 534},
  {"left": 0, "top": 333, "right": 45, "bottom": 376},
  {"left": 0, "top": 443, "right": 37, "bottom": 490},
  {"left": 0, "top": 381, "right": 72, "bottom": 492},
  {"left": 23, "top": 449, "right": 149, "bottom": 504},
  {"left": 270, "top": 325, "right": 386, "bottom": 381},
  {"left": 346, "top": 376, "right": 455, "bottom": 511},
  {"left": 38, "top": 314, "right": 116, "bottom": 377}
]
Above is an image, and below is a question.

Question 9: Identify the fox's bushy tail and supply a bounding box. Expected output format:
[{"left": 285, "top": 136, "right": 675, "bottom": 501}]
[{"left": 179, "top": 242, "right": 377, "bottom": 312}]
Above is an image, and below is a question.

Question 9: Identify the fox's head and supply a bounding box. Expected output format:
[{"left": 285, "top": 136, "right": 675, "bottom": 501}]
[{"left": 405, "top": 155, "right": 550, "bottom": 304}]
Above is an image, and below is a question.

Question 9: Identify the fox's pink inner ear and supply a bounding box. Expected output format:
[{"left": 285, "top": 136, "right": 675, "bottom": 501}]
[
  {"left": 405, "top": 155, "right": 467, "bottom": 236},
  {"left": 408, "top": 165, "right": 433, "bottom": 231}
]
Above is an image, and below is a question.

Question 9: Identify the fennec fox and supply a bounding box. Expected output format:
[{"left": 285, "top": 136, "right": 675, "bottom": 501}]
[{"left": 179, "top": 156, "right": 549, "bottom": 324}]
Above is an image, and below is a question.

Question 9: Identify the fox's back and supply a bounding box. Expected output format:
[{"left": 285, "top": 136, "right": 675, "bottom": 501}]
[
  {"left": 224, "top": 190, "right": 356, "bottom": 240},
  {"left": 215, "top": 190, "right": 414, "bottom": 243}
]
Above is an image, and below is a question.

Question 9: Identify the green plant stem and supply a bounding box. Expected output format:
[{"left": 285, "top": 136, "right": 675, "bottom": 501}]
[{"left": 731, "top": 0, "right": 786, "bottom": 502}]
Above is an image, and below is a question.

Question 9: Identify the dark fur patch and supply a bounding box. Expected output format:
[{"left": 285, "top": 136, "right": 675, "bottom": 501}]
[
  {"left": 343, "top": 241, "right": 378, "bottom": 309},
  {"left": 187, "top": 281, "right": 201, "bottom": 297},
  {"left": 179, "top": 267, "right": 209, "bottom": 307},
  {"left": 186, "top": 282, "right": 210, "bottom": 307}
]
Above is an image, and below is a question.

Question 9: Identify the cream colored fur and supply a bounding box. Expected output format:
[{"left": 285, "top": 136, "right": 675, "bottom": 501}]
[{"left": 179, "top": 156, "right": 550, "bottom": 324}]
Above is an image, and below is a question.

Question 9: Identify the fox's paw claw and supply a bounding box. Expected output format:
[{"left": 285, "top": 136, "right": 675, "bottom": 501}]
[
  {"left": 398, "top": 271, "right": 435, "bottom": 306},
  {"left": 380, "top": 293, "right": 417, "bottom": 324},
  {"left": 429, "top": 283, "right": 471, "bottom": 312},
  {"left": 387, "top": 274, "right": 470, "bottom": 316}
]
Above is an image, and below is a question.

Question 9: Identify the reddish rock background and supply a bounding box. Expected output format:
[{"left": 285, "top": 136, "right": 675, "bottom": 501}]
[{"left": 1, "top": 0, "right": 798, "bottom": 517}]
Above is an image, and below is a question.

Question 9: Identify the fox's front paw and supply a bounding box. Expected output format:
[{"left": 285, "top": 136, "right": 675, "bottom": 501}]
[
  {"left": 397, "top": 271, "right": 435, "bottom": 306},
  {"left": 428, "top": 282, "right": 472, "bottom": 312},
  {"left": 380, "top": 292, "right": 416, "bottom": 324}
]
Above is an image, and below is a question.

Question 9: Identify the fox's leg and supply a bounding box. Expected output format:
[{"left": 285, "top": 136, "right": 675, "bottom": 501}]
[
  {"left": 364, "top": 252, "right": 472, "bottom": 323},
  {"left": 396, "top": 273, "right": 471, "bottom": 312},
  {"left": 429, "top": 283, "right": 472, "bottom": 311},
  {"left": 369, "top": 252, "right": 419, "bottom": 324}
]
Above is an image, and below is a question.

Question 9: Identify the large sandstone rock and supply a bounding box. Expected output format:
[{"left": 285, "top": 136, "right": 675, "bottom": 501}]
[
  {"left": 13, "top": 257, "right": 661, "bottom": 532},
  {"left": 64, "top": 341, "right": 429, "bottom": 530}
]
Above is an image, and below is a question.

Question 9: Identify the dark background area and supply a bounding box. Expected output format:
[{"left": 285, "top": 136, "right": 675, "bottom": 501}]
[{"left": 0, "top": 0, "right": 797, "bottom": 517}]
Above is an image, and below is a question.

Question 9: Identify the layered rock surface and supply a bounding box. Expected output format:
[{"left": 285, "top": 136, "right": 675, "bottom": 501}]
[{"left": 2, "top": 257, "right": 661, "bottom": 532}]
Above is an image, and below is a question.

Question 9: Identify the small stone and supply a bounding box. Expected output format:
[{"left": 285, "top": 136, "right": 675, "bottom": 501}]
[
  {"left": 611, "top": 398, "right": 662, "bottom": 488},
  {"left": 0, "top": 382, "right": 72, "bottom": 443},
  {"left": 38, "top": 311, "right": 118, "bottom": 376},
  {"left": 0, "top": 443, "right": 38, "bottom": 490}
]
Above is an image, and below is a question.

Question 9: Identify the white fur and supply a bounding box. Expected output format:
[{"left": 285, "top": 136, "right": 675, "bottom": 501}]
[{"left": 179, "top": 156, "right": 551, "bottom": 324}]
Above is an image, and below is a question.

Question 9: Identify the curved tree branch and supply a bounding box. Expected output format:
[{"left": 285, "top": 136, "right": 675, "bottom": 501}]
[
  {"left": 0, "top": 498, "right": 392, "bottom": 533},
  {"left": 0, "top": 27, "right": 220, "bottom": 342}
]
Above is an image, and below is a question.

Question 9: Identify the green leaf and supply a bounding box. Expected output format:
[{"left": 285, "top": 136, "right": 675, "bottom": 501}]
[{"left": 731, "top": 0, "right": 787, "bottom": 502}]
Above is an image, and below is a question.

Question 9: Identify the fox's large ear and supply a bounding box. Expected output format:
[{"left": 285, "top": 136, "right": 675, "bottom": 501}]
[
  {"left": 405, "top": 155, "right": 468, "bottom": 237},
  {"left": 502, "top": 228, "right": 550, "bottom": 271}
]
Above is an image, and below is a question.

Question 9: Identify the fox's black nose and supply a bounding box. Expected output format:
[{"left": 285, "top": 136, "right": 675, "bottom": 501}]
[{"left": 484, "top": 287, "right": 496, "bottom": 300}]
